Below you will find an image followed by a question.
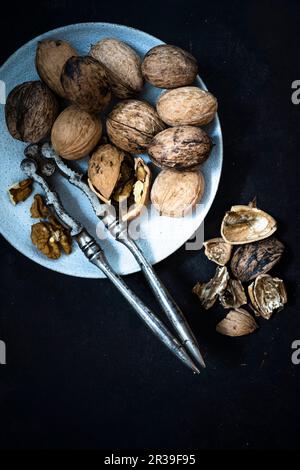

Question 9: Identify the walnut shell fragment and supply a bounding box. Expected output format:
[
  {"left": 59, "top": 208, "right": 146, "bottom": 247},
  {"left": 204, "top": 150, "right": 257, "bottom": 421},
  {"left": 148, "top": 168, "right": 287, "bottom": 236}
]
[
  {"left": 90, "top": 38, "right": 143, "bottom": 99},
  {"left": 30, "top": 194, "right": 50, "bottom": 219},
  {"left": 221, "top": 205, "right": 277, "bottom": 245},
  {"left": 203, "top": 237, "right": 232, "bottom": 266},
  {"left": 148, "top": 126, "right": 212, "bottom": 170},
  {"left": 142, "top": 45, "right": 198, "bottom": 89},
  {"left": 31, "top": 218, "right": 72, "bottom": 260},
  {"left": 156, "top": 86, "right": 218, "bottom": 127},
  {"left": 8, "top": 179, "right": 33, "bottom": 205},
  {"left": 230, "top": 237, "right": 284, "bottom": 282},
  {"left": 106, "top": 100, "right": 165, "bottom": 154},
  {"left": 248, "top": 274, "right": 287, "bottom": 320},
  {"left": 219, "top": 279, "right": 247, "bottom": 309},
  {"left": 151, "top": 169, "right": 205, "bottom": 218},
  {"left": 216, "top": 308, "right": 258, "bottom": 337},
  {"left": 193, "top": 266, "right": 230, "bottom": 310}
]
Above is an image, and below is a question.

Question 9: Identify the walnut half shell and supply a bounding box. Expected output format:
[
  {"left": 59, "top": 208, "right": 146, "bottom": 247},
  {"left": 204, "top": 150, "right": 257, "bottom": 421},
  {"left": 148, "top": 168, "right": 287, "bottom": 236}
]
[
  {"left": 216, "top": 308, "right": 258, "bottom": 337},
  {"left": 203, "top": 237, "right": 232, "bottom": 266},
  {"left": 193, "top": 266, "right": 230, "bottom": 310},
  {"left": 221, "top": 205, "right": 277, "bottom": 245},
  {"left": 248, "top": 274, "right": 287, "bottom": 319}
]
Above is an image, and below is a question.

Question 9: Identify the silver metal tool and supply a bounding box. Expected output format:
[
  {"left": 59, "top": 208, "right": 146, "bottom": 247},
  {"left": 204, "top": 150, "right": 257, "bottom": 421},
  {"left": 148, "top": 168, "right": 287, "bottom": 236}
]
[
  {"left": 40, "top": 143, "right": 206, "bottom": 369},
  {"left": 21, "top": 156, "right": 200, "bottom": 374}
]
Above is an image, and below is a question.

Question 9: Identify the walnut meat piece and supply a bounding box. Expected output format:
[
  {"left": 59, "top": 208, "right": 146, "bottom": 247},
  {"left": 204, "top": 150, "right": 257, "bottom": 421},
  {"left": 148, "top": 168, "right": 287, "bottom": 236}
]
[
  {"left": 8, "top": 179, "right": 33, "bottom": 205},
  {"left": 30, "top": 194, "right": 50, "bottom": 218},
  {"left": 31, "top": 218, "right": 72, "bottom": 259}
]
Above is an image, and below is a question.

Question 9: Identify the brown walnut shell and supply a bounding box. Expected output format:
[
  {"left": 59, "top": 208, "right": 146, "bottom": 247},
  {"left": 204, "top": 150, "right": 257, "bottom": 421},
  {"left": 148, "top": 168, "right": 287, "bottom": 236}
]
[
  {"left": 5, "top": 81, "right": 59, "bottom": 143},
  {"left": 142, "top": 45, "right": 198, "bottom": 88},
  {"left": 35, "top": 39, "right": 78, "bottom": 97},
  {"left": 51, "top": 105, "right": 102, "bottom": 160},
  {"left": 248, "top": 274, "right": 287, "bottom": 320},
  {"left": 203, "top": 237, "right": 232, "bottom": 266},
  {"left": 106, "top": 100, "right": 165, "bottom": 154},
  {"left": 148, "top": 126, "right": 212, "bottom": 170},
  {"left": 193, "top": 266, "right": 229, "bottom": 310},
  {"left": 230, "top": 237, "right": 285, "bottom": 282},
  {"left": 90, "top": 38, "right": 143, "bottom": 99},
  {"left": 151, "top": 169, "right": 205, "bottom": 218},
  {"left": 157, "top": 86, "right": 218, "bottom": 127},
  {"left": 61, "top": 56, "right": 111, "bottom": 113},
  {"left": 216, "top": 308, "right": 258, "bottom": 337}
]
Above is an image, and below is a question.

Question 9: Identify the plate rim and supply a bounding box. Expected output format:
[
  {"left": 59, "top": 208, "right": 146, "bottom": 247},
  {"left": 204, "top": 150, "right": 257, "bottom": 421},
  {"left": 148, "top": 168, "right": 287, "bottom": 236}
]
[{"left": 0, "top": 22, "right": 223, "bottom": 278}]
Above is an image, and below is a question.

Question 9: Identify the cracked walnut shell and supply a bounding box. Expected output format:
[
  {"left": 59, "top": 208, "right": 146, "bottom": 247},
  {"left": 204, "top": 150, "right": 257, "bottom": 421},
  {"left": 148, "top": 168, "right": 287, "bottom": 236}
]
[
  {"left": 216, "top": 308, "right": 258, "bottom": 337},
  {"left": 151, "top": 169, "right": 205, "bottom": 218},
  {"left": 203, "top": 237, "right": 232, "bottom": 266},
  {"left": 156, "top": 86, "right": 218, "bottom": 127},
  {"left": 248, "top": 274, "right": 287, "bottom": 320},
  {"left": 193, "top": 266, "right": 230, "bottom": 310}
]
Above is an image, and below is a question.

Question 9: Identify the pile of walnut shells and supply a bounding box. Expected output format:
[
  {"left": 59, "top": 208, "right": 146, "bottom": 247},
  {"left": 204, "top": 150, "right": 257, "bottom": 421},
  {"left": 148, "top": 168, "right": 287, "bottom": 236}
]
[
  {"left": 193, "top": 201, "right": 288, "bottom": 337},
  {"left": 5, "top": 38, "right": 218, "bottom": 233}
]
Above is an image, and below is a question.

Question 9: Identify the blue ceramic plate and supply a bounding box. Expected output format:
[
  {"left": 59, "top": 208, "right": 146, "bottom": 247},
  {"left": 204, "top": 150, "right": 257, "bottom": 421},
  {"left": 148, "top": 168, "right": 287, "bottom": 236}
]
[{"left": 0, "top": 23, "right": 222, "bottom": 278}]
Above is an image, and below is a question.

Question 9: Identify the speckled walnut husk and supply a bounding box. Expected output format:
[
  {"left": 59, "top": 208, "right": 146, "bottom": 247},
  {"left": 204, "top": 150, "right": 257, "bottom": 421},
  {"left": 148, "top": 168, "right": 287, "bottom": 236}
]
[
  {"left": 156, "top": 86, "right": 218, "bottom": 127},
  {"left": 148, "top": 126, "right": 212, "bottom": 170},
  {"left": 106, "top": 100, "right": 165, "bottom": 154},
  {"left": 142, "top": 45, "right": 198, "bottom": 88},
  {"left": 90, "top": 38, "right": 143, "bottom": 99},
  {"left": 5, "top": 81, "right": 59, "bottom": 143},
  {"left": 61, "top": 56, "right": 111, "bottom": 113},
  {"left": 35, "top": 39, "right": 78, "bottom": 97}
]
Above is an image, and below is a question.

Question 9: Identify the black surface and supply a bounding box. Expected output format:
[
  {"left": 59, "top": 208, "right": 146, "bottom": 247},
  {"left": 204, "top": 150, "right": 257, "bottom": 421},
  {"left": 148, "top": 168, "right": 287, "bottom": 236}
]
[{"left": 0, "top": 0, "right": 300, "bottom": 450}]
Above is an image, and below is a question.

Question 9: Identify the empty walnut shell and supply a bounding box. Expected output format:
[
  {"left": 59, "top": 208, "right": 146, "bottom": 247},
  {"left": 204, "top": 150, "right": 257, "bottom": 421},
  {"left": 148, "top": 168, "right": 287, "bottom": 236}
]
[
  {"left": 142, "top": 45, "right": 198, "bottom": 89},
  {"left": 122, "top": 158, "right": 151, "bottom": 222},
  {"left": 5, "top": 81, "right": 59, "bottom": 143},
  {"left": 221, "top": 205, "right": 277, "bottom": 245},
  {"left": 230, "top": 237, "right": 284, "bottom": 282},
  {"left": 90, "top": 38, "right": 143, "bottom": 99},
  {"left": 35, "top": 39, "right": 78, "bottom": 97},
  {"left": 156, "top": 86, "right": 218, "bottom": 127},
  {"left": 203, "top": 237, "right": 232, "bottom": 266},
  {"left": 216, "top": 308, "right": 258, "bottom": 337},
  {"left": 248, "top": 274, "right": 287, "bottom": 320},
  {"left": 151, "top": 169, "right": 205, "bottom": 218},
  {"left": 148, "top": 126, "right": 212, "bottom": 170},
  {"left": 219, "top": 279, "right": 247, "bottom": 309},
  {"left": 106, "top": 100, "right": 165, "bottom": 154},
  {"left": 193, "top": 266, "right": 230, "bottom": 310},
  {"left": 61, "top": 56, "right": 111, "bottom": 113},
  {"left": 51, "top": 105, "right": 102, "bottom": 160}
]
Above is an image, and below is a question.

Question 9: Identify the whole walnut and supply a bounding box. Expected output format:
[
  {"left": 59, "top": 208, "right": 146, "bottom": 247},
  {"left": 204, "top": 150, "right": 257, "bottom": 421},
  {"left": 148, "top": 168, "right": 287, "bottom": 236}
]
[
  {"left": 151, "top": 169, "right": 205, "bottom": 218},
  {"left": 35, "top": 39, "right": 78, "bottom": 97},
  {"left": 148, "top": 126, "right": 212, "bottom": 170},
  {"left": 51, "top": 105, "right": 102, "bottom": 160},
  {"left": 61, "top": 56, "right": 111, "bottom": 113},
  {"left": 89, "top": 38, "right": 143, "bottom": 99},
  {"left": 157, "top": 86, "right": 218, "bottom": 126},
  {"left": 106, "top": 99, "right": 165, "bottom": 153},
  {"left": 142, "top": 44, "right": 198, "bottom": 88},
  {"left": 5, "top": 81, "right": 59, "bottom": 143}
]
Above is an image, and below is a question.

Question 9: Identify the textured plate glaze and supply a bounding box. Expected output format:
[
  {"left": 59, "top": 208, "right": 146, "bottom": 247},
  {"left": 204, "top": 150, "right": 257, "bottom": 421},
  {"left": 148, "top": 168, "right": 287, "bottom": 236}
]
[{"left": 0, "top": 23, "right": 222, "bottom": 278}]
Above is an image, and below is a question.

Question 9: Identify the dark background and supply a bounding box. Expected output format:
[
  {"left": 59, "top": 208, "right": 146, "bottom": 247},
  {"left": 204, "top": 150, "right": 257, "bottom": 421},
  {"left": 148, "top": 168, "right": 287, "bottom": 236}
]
[{"left": 0, "top": 0, "right": 299, "bottom": 450}]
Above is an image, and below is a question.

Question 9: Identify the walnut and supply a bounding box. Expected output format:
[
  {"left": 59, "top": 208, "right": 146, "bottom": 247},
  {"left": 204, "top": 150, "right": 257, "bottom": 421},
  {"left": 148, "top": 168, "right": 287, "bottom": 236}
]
[
  {"left": 51, "top": 106, "right": 102, "bottom": 160},
  {"left": 248, "top": 274, "right": 287, "bottom": 319},
  {"left": 8, "top": 179, "right": 33, "bottom": 205},
  {"left": 5, "top": 81, "right": 59, "bottom": 143},
  {"left": 142, "top": 45, "right": 198, "bottom": 89},
  {"left": 61, "top": 56, "right": 111, "bottom": 113},
  {"left": 106, "top": 100, "right": 165, "bottom": 154},
  {"left": 90, "top": 38, "right": 143, "bottom": 99},
  {"left": 148, "top": 126, "right": 212, "bottom": 170},
  {"left": 151, "top": 169, "right": 205, "bottom": 218},
  {"left": 156, "top": 86, "right": 218, "bottom": 127},
  {"left": 203, "top": 237, "right": 232, "bottom": 266},
  {"left": 230, "top": 237, "right": 284, "bottom": 282},
  {"left": 216, "top": 308, "right": 258, "bottom": 337},
  {"left": 193, "top": 266, "right": 230, "bottom": 310},
  {"left": 31, "top": 217, "right": 72, "bottom": 259},
  {"left": 35, "top": 39, "right": 78, "bottom": 97},
  {"left": 30, "top": 194, "right": 50, "bottom": 218},
  {"left": 221, "top": 205, "right": 277, "bottom": 245}
]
